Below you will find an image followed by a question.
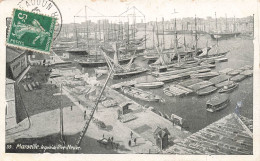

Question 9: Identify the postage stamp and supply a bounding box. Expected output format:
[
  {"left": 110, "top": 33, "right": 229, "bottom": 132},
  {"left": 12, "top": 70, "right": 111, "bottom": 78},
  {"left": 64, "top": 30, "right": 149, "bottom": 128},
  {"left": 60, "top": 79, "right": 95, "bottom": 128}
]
[{"left": 7, "top": 8, "right": 56, "bottom": 54}]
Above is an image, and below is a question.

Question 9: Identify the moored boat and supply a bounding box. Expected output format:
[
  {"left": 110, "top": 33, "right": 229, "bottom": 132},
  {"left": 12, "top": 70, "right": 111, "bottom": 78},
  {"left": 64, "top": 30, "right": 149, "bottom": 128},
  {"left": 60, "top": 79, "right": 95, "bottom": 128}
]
[
  {"left": 190, "top": 72, "right": 219, "bottom": 80},
  {"left": 121, "top": 86, "right": 161, "bottom": 102},
  {"left": 112, "top": 67, "right": 148, "bottom": 79},
  {"left": 134, "top": 81, "right": 164, "bottom": 89},
  {"left": 206, "top": 94, "right": 230, "bottom": 112},
  {"left": 197, "top": 86, "right": 218, "bottom": 96},
  {"left": 230, "top": 74, "right": 247, "bottom": 82},
  {"left": 218, "top": 82, "right": 238, "bottom": 93}
]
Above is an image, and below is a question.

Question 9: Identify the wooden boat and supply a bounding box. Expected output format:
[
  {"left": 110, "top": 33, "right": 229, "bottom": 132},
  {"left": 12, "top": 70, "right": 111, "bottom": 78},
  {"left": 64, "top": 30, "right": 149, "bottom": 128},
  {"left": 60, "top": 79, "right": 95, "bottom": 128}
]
[
  {"left": 190, "top": 72, "right": 219, "bottom": 80},
  {"left": 215, "top": 57, "right": 228, "bottom": 62},
  {"left": 77, "top": 56, "right": 135, "bottom": 68},
  {"left": 163, "top": 84, "right": 193, "bottom": 97},
  {"left": 134, "top": 81, "right": 164, "bottom": 89},
  {"left": 197, "top": 86, "right": 217, "bottom": 96},
  {"left": 66, "top": 48, "right": 89, "bottom": 55},
  {"left": 219, "top": 82, "right": 239, "bottom": 93},
  {"left": 230, "top": 74, "right": 247, "bottom": 82},
  {"left": 240, "top": 70, "right": 253, "bottom": 77},
  {"left": 200, "top": 62, "right": 216, "bottom": 68},
  {"left": 228, "top": 69, "right": 242, "bottom": 76},
  {"left": 112, "top": 67, "right": 148, "bottom": 79},
  {"left": 206, "top": 94, "right": 230, "bottom": 112},
  {"left": 121, "top": 86, "right": 161, "bottom": 102},
  {"left": 197, "top": 68, "right": 211, "bottom": 73}
]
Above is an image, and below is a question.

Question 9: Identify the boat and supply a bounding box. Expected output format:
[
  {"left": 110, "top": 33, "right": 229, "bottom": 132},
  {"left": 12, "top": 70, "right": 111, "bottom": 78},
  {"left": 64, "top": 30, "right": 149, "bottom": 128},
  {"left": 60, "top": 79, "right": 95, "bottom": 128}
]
[
  {"left": 196, "top": 86, "right": 217, "bottom": 96},
  {"left": 163, "top": 84, "right": 193, "bottom": 97},
  {"left": 210, "top": 32, "right": 241, "bottom": 40},
  {"left": 76, "top": 56, "right": 134, "bottom": 68},
  {"left": 206, "top": 94, "right": 230, "bottom": 112},
  {"left": 121, "top": 86, "right": 161, "bottom": 102},
  {"left": 102, "top": 44, "right": 147, "bottom": 79},
  {"left": 190, "top": 72, "right": 219, "bottom": 80},
  {"left": 240, "top": 70, "right": 253, "bottom": 77},
  {"left": 66, "top": 47, "right": 89, "bottom": 55},
  {"left": 134, "top": 81, "right": 164, "bottom": 89},
  {"left": 228, "top": 69, "right": 242, "bottom": 76},
  {"left": 112, "top": 67, "right": 148, "bottom": 79},
  {"left": 209, "top": 13, "right": 240, "bottom": 40},
  {"left": 230, "top": 74, "right": 247, "bottom": 82},
  {"left": 219, "top": 82, "right": 239, "bottom": 93},
  {"left": 215, "top": 57, "right": 228, "bottom": 62}
]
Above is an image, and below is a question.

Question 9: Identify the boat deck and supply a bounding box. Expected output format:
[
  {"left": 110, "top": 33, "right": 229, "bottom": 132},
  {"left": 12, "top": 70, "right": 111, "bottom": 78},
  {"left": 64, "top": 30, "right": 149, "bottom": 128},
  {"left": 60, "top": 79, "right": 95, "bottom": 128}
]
[
  {"left": 188, "top": 81, "right": 214, "bottom": 91},
  {"left": 209, "top": 74, "right": 231, "bottom": 85},
  {"left": 164, "top": 84, "right": 193, "bottom": 97},
  {"left": 230, "top": 74, "right": 247, "bottom": 82},
  {"left": 219, "top": 68, "right": 234, "bottom": 74}
]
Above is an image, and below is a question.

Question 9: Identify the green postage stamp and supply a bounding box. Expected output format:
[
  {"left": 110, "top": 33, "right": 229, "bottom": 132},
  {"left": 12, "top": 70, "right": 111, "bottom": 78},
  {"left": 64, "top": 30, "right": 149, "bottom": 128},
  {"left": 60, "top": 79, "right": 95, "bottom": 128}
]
[{"left": 7, "top": 9, "right": 56, "bottom": 54}]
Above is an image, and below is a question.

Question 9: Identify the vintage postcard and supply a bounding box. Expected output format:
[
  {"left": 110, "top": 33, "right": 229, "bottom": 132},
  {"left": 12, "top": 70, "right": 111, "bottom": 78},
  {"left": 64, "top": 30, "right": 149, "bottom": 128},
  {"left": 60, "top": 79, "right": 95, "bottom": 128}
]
[{"left": 0, "top": 0, "right": 259, "bottom": 160}]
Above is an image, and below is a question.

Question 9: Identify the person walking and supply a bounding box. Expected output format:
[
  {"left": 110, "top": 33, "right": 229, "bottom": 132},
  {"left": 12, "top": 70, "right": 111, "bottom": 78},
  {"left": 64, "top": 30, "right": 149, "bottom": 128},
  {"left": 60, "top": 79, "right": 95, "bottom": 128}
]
[
  {"left": 84, "top": 111, "right": 86, "bottom": 120},
  {"left": 111, "top": 136, "right": 114, "bottom": 142},
  {"left": 128, "top": 140, "right": 131, "bottom": 147},
  {"left": 71, "top": 105, "right": 73, "bottom": 111},
  {"left": 130, "top": 131, "right": 133, "bottom": 139},
  {"left": 134, "top": 138, "right": 137, "bottom": 145}
]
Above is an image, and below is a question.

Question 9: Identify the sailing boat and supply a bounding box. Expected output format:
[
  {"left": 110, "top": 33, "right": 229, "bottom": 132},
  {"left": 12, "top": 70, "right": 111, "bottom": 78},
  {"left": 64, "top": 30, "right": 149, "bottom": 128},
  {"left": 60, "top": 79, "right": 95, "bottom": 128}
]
[
  {"left": 66, "top": 6, "right": 90, "bottom": 55},
  {"left": 210, "top": 13, "right": 240, "bottom": 40},
  {"left": 102, "top": 43, "right": 148, "bottom": 79}
]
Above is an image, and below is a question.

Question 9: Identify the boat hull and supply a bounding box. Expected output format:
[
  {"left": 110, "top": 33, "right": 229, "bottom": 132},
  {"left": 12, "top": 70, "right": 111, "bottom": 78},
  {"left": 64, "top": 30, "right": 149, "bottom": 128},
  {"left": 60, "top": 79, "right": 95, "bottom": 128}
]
[
  {"left": 78, "top": 57, "right": 136, "bottom": 68},
  {"left": 134, "top": 82, "right": 164, "bottom": 89},
  {"left": 210, "top": 32, "right": 241, "bottom": 40},
  {"left": 121, "top": 86, "right": 160, "bottom": 102},
  {"left": 112, "top": 69, "right": 148, "bottom": 79}
]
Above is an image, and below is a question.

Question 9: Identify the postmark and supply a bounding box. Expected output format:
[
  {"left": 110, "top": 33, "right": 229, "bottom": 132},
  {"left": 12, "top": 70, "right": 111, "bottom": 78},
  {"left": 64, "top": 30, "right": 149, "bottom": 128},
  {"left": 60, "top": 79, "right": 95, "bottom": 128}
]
[
  {"left": 17, "top": 0, "right": 62, "bottom": 41},
  {"left": 7, "top": 9, "right": 56, "bottom": 54}
]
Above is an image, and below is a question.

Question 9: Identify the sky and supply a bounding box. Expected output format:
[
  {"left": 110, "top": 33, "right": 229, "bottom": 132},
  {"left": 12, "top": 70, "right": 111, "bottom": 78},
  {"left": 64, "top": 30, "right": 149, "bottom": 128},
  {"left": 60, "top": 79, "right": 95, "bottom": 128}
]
[
  {"left": 1, "top": 0, "right": 256, "bottom": 24},
  {"left": 55, "top": 0, "right": 256, "bottom": 24}
]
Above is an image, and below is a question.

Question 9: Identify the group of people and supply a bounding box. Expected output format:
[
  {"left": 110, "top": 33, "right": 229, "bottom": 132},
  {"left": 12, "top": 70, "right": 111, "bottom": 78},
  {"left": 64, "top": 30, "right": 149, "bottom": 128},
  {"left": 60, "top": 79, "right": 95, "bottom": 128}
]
[
  {"left": 128, "top": 131, "right": 137, "bottom": 147},
  {"left": 101, "top": 134, "right": 119, "bottom": 150}
]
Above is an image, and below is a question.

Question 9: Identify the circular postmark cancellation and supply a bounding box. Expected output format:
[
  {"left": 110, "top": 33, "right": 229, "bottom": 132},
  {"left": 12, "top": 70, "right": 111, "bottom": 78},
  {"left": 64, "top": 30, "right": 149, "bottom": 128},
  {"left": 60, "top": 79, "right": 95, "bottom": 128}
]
[{"left": 17, "top": 0, "right": 62, "bottom": 41}]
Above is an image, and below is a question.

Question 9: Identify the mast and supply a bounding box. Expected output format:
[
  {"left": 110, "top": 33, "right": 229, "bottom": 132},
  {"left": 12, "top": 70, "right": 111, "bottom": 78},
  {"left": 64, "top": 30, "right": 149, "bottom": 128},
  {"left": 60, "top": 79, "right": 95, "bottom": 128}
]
[
  {"left": 74, "top": 16, "right": 79, "bottom": 48},
  {"left": 194, "top": 15, "right": 198, "bottom": 57},
  {"left": 215, "top": 12, "right": 217, "bottom": 32},
  {"left": 127, "top": 16, "right": 129, "bottom": 55},
  {"left": 60, "top": 84, "right": 64, "bottom": 144},
  {"left": 162, "top": 17, "right": 165, "bottom": 50},
  {"left": 152, "top": 24, "right": 155, "bottom": 49},
  {"left": 95, "top": 24, "right": 97, "bottom": 60},
  {"left": 156, "top": 18, "right": 160, "bottom": 48},
  {"left": 133, "top": 7, "right": 136, "bottom": 41},
  {"left": 225, "top": 13, "right": 228, "bottom": 31},
  {"left": 174, "top": 18, "right": 179, "bottom": 63},
  {"left": 99, "top": 20, "right": 101, "bottom": 40},
  {"left": 85, "top": 6, "right": 89, "bottom": 49},
  {"left": 144, "top": 18, "right": 147, "bottom": 50},
  {"left": 103, "top": 20, "right": 105, "bottom": 46},
  {"left": 253, "top": 14, "right": 254, "bottom": 38}
]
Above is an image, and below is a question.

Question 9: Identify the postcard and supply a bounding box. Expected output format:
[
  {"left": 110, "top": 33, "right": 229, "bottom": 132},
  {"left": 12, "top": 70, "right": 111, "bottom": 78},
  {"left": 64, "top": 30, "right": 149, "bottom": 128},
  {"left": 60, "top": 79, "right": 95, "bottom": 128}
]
[{"left": 0, "top": 0, "right": 259, "bottom": 160}]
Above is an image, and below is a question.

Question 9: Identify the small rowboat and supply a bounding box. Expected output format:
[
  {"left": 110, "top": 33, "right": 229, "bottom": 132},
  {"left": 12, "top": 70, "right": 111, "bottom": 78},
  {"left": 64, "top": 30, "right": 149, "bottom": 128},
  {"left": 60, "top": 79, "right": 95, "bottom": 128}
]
[
  {"left": 134, "top": 81, "right": 164, "bottom": 89},
  {"left": 219, "top": 82, "right": 239, "bottom": 93}
]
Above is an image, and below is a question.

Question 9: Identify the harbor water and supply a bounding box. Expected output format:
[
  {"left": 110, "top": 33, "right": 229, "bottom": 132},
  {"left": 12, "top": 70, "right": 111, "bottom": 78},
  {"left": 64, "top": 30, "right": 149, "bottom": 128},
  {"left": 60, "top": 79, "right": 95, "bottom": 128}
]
[{"left": 80, "top": 32, "right": 253, "bottom": 133}]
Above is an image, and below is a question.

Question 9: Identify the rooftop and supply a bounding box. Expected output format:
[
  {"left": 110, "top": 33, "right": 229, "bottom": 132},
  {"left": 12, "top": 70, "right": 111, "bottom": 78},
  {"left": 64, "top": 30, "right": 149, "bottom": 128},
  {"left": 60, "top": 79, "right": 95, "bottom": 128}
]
[
  {"left": 6, "top": 46, "right": 25, "bottom": 63},
  {"left": 164, "top": 113, "right": 253, "bottom": 155}
]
